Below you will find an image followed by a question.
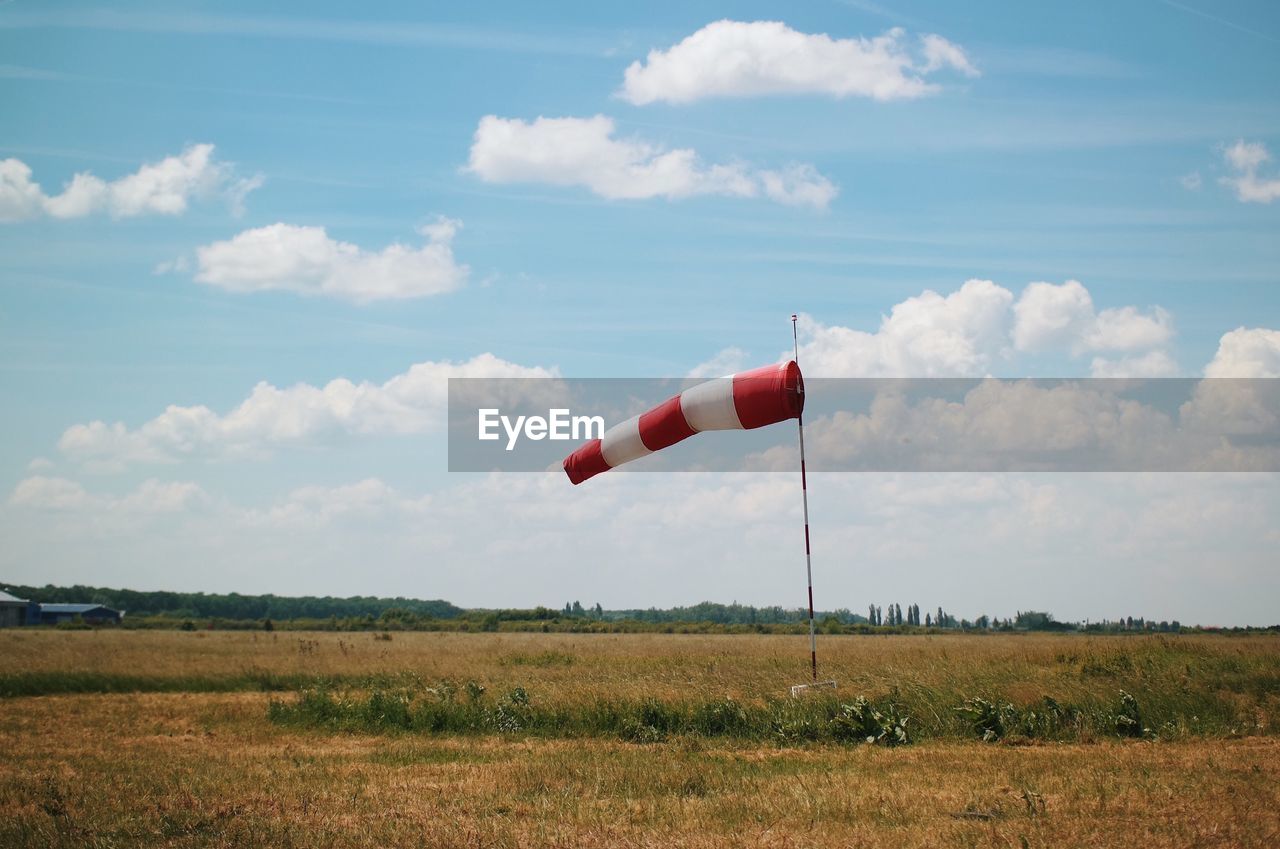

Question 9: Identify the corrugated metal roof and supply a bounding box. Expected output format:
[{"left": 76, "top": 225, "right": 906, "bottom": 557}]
[
  {"left": 39, "top": 603, "right": 114, "bottom": 614},
  {"left": 0, "top": 590, "right": 29, "bottom": 604}
]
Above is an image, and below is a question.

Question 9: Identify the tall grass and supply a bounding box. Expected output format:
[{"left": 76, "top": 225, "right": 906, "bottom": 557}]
[
  {"left": 0, "top": 671, "right": 425, "bottom": 698},
  {"left": 6, "top": 630, "right": 1277, "bottom": 742},
  {"left": 266, "top": 676, "right": 1268, "bottom": 744}
]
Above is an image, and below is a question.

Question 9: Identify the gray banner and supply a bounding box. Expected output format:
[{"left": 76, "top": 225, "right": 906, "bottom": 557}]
[{"left": 447, "top": 377, "right": 1280, "bottom": 473}]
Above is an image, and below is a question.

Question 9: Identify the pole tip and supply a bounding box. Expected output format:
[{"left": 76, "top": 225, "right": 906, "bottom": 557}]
[{"left": 791, "top": 313, "right": 798, "bottom": 321}]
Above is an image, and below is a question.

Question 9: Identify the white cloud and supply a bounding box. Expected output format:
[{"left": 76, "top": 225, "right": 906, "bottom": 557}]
[
  {"left": 1224, "top": 140, "right": 1269, "bottom": 172},
  {"left": 758, "top": 164, "right": 839, "bottom": 208},
  {"left": 619, "top": 21, "right": 977, "bottom": 106},
  {"left": 1013, "top": 280, "right": 1173, "bottom": 354},
  {"left": 9, "top": 476, "right": 92, "bottom": 510},
  {"left": 791, "top": 279, "right": 1013, "bottom": 376},
  {"left": 9, "top": 476, "right": 206, "bottom": 513},
  {"left": 920, "top": 33, "right": 979, "bottom": 76},
  {"left": 1204, "top": 327, "right": 1280, "bottom": 377},
  {"left": 1085, "top": 305, "right": 1174, "bottom": 352},
  {"left": 466, "top": 114, "right": 837, "bottom": 209},
  {"left": 790, "top": 279, "right": 1177, "bottom": 378},
  {"left": 243, "top": 479, "right": 434, "bottom": 529},
  {"left": 746, "top": 379, "right": 1278, "bottom": 474},
  {"left": 1219, "top": 140, "right": 1280, "bottom": 204},
  {"left": 687, "top": 347, "right": 749, "bottom": 378},
  {"left": 1090, "top": 350, "right": 1179, "bottom": 378},
  {"left": 0, "top": 159, "right": 48, "bottom": 221},
  {"left": 0, "top": 144, "right": 260, "bottom": 222},
  {"left": 1179, "top": 171, "right": 1202, "bottom": 191},
  {"left": 191, "top": 218, "right": 468, "bottom": 302},
  {"left": 766, "top": 381, "right": 1183, "bottom": 472},
  {"left": 118, "top": 479, "right": 209, "bottom": 513},
  {"left": 57, "top": 353, "right": 556, "bottom": 469}
]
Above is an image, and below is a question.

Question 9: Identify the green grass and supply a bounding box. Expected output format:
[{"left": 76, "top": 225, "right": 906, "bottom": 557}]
[{"left": 265, "top": 679, "right": 1267, "bottom": 745}]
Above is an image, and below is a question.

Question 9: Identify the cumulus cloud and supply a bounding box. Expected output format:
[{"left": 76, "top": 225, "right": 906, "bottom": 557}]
[
  {"left": 619, "top": 21, "right": 977, "bottom": 106},
  {"left": 466, "top": 115, "right": 837, "bottom": 209},
  {"left": 1204, "top": 327, "right": 1280, "bottom": 377},
  {"left": 190, "top": 217, "right": 468, "bottom": 302},
  {"left": 243, "top": 479, "right": 433, "bottom": 529},
  {"left": 1013, "top": 280, "right": 1173, "bottom": 354},
  {"left": 789, "top": 279, "right": 1178, "bottom": 378},
  {"left": 745, "top": 379, "right": 1279, "bottom": 474},
  {"left": 9, "top": 476, "right": 93, "bottom": 510},
  {"left": 1219, "top": 140, "right": 1280, "bottom": 204},
  {"left": 791, "top": 279, "right": 1013, "bottom": 376},
  {"left": 0, "top": 159, "right": 46, "bottom": 221},
  {"left": 0, "top": 144, "right": 261, "bottom": 222},
  {"left": 1089, "top": 350, "right": 1179, "bottom": 378},
  {"left": 57, "top": 354, "right": 556, "bottom": 470},
  {"left": 919, "top": 33, "right": 980, "bottom": 77},
  {"left": 9, "top": 476, "right": 207, "bottom": 513},
  {"left": 687, "top": 347, "right": 749, "bottom": 378}
]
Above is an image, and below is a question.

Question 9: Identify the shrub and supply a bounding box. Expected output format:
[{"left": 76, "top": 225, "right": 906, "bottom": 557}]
[
  {"left": 1112, "top": 690, "right": 1146, "bottom": 738},
  {"left": 493, "top": 687, "right": 532, "bottom": 733},
  {"left": 831, "top": 697, "right": 911, "bottom": 746},
  {"left": 955, "top": 696, "right": 1021, "bottom": 741}
]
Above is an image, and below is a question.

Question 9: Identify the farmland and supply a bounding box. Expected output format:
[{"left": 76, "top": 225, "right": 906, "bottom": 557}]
[{"left": 2, "top": 630, "right": 1278, "bottom": 847}]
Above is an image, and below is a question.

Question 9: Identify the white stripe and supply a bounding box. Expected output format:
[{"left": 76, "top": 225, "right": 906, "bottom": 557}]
[
  {"left": 679, "top": 377, "right": 742, "bottom": 432},
  {"left": 600, "top": 414, "right": 652, "bottom": 467}
]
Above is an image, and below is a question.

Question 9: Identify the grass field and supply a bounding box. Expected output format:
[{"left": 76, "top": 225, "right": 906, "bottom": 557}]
[{"left": 2, "top": 629, "right": 1278, "bottom": 847}]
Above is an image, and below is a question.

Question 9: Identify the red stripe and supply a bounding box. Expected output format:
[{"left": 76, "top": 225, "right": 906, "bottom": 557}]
[
  {"left": 637, "top": 394, "right": 698, "bottom": 451},
  {"left": 732, "top": 361, "right": 804, "bottom": 429},
  {"left": 562, "top": 438, "right": 611, "bottom": 485}
]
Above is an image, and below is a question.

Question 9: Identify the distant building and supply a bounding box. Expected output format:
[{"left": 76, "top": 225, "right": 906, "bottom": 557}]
[
  {"left": 0, "top": 590, "right": 40, "bottom": 627},
  {"left": 36, "top": 603, "right": 124, "bottom": 626}
]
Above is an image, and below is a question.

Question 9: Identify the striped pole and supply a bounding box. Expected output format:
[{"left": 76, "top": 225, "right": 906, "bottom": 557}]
[{"left": 793, "top": 314, "right": 817, "bottom": 682}]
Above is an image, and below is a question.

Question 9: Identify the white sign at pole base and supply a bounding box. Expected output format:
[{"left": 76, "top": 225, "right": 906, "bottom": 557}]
[{"left": 789, "top": 680, "right": 838, "bottom": 697}]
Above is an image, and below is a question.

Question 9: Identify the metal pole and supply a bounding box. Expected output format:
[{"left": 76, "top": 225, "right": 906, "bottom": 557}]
[{"left": 792, "top": 315, "right": 817, "bottom": 683}]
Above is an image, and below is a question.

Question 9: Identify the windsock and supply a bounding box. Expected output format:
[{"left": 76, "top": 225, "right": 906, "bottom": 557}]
[{"left": 562, "top": 360, "right": 804, "bottom": 485}]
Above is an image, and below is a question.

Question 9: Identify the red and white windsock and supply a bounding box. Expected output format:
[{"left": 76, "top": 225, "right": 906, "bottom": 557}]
[{"left": 562, "top": 360, "right": 804, "bottom": 485}]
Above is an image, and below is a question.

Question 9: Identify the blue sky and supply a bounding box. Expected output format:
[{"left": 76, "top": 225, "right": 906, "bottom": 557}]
[{"left": 2, "top": 1, "right": 1279, "bottom": 623}]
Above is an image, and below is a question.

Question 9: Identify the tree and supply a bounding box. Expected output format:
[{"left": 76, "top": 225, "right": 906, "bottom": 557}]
[{"left": 925, "top": 613, "right": 932, "bottom": 627}]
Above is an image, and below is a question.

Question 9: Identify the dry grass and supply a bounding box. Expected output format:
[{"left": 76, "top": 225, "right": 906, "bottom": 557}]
[
  {"left": 1, "top": 692, "right": 1277, "bottom": 848},
  {"left": 4, "top": 628, "right": 1277, "bottom": 699},
  {"left": 1, "top": 630, "right": 1278, "bottom": 846}
]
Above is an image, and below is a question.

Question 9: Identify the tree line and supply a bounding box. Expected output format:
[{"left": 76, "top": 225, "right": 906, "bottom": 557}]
[
  {"left": 3, "top": 583, "right": 1240, "bottom": 632},
  {"left": 4, "top": 583, "right": 462, "bottom": 622}
]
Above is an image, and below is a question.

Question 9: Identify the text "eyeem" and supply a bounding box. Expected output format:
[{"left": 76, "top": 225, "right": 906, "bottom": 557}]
[{"left": 478, "top": 409, "right": 605, "bottom": 451}]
